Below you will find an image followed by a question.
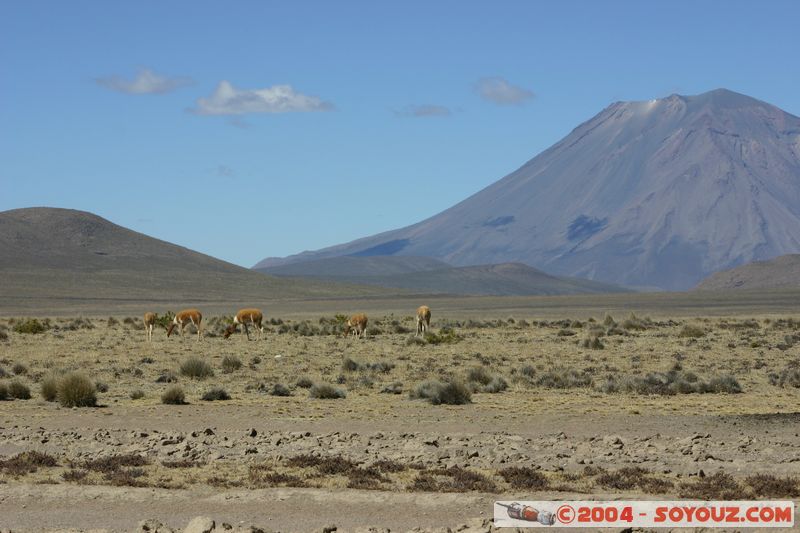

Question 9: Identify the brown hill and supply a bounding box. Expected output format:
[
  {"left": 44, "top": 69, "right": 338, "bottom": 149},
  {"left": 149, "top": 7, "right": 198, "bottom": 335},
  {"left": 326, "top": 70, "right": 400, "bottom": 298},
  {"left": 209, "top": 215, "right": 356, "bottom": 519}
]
[
  {"left": 0, "top": 207, "right": 392, "bottom": 306},
  {"left": 695, "top": 254, "right": 800, "bottom": 291}
]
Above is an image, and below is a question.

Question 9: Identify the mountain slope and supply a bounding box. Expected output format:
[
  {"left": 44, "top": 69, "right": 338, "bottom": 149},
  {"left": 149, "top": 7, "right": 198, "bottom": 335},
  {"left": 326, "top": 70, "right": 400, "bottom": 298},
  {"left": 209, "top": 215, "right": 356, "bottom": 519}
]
[
  {"left": 0, "top": 207, "right": 391, "bottom": 302},
  {"left": 260, "top": 259, "right": 629, "bottom": 296},
  {"left": 255, "top": 89, "right": 800, "bottom": 290},
  {"left": 259, "top": 256, "right": 451, "bottom": 278},
  {"left": 695, "top": 254, "right": 800, "bottom": 291}
]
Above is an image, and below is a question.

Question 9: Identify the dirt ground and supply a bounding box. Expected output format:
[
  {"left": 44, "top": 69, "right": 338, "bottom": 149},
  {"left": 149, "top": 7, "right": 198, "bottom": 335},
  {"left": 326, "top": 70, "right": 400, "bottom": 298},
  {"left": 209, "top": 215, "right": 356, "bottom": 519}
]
[{"left": 1, "top": 306, "right": 799, "bottom": 532}]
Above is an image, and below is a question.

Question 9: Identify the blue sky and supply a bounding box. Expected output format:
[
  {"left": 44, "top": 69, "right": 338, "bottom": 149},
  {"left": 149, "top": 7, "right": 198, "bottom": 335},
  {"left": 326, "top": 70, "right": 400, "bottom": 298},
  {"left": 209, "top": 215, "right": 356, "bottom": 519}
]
[{"left": 2, "top": 1, "right": 799, "bottom": 267}]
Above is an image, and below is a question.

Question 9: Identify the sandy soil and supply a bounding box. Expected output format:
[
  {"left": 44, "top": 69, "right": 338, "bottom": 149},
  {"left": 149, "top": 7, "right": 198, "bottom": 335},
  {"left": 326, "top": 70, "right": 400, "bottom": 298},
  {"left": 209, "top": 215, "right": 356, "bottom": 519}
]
[{"left": 0, "top": 311, "right": 799, "bottom": 532}]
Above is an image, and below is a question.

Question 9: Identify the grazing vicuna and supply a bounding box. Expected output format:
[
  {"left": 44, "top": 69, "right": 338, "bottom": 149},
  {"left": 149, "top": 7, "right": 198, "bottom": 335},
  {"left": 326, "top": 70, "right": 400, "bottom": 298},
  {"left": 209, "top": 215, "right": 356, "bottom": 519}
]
[
  {"left": 416, "top": 305, "right": 431, "bottom": 336},
  {"left": 224, "top": 308, "right": 264, "bottom": 341},
  {"left": 342, "top": 313, "right": 368, "bottom": 339},
  {"left": 143, "top": 312, "right": 157, "bottom": 342},
  {"left": 167, "top": 309, "right": 203, "bottom": 341}
]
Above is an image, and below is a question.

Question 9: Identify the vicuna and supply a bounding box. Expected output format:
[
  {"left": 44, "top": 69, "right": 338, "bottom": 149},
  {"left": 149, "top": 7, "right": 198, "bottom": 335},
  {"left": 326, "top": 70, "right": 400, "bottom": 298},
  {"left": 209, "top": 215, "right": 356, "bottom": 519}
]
[
  {"left": 224, "top": 308, "right": 264, "bottom": 341},
  {"left": 416, "top": 305, "right": 431, "bottom": 336},
  {"left": 343, "top": 313, "right": 368, "bottom": 339},
  {"left": 167, "top": 309, "right": 203, "bottom": 341}
]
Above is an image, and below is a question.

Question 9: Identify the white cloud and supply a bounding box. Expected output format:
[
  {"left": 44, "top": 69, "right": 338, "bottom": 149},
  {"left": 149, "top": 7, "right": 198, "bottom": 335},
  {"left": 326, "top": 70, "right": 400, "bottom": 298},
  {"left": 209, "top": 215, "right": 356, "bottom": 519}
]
[
  {"left": 395, "top": 104, "right": 452, "bottom": 118},
  {"left": 192, "top": 81, "right": 334, "bottom": 115},
  {"left": 475, "top": 77, "right": 534, "bottom": 105},
  {"left": 96, "top": 68, "right": 192, "bottom": 94}
]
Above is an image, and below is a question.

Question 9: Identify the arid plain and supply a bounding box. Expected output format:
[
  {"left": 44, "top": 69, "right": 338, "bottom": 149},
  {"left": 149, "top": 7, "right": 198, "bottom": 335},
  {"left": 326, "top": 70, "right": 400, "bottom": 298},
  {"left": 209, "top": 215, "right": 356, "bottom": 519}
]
[{"left": 1, "top": 292, "right": 800, "bottom": 532}]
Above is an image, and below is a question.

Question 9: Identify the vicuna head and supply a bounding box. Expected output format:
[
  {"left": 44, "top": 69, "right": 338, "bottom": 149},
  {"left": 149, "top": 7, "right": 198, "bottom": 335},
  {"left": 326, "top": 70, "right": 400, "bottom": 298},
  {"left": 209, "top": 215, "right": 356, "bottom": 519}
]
[
  {"left": 166, "top": 323, "right": 177, "bottom": 337},
  {"left": 223, "top": 324, "right": 238, "bottom": 339}
]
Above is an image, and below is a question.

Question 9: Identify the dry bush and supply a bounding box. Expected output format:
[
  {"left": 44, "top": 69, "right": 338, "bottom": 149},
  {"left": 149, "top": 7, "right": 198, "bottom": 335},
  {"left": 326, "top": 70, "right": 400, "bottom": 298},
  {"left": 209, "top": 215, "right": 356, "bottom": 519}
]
[
  {"left": 499, "top": 466, "right": 549, "bottom": 490},
  {"left": 40, "top": 375, "right": 59, "bottom": 402},
  {"left": 679, "top": 324, "right": 706, "bottom": 338},
  {"left": 309, "top": 383, "right": 346, "bottom": 399},
  {"left": 130, "top": 389, "right": 145, "bottom": 400},
  {"left": 270, "top": 383, "right": 292, "bottom": 396},
  {"left": 678, "top": 472, "right": 741, "bottom": 499},
  {"left": 161, "top": 385, "right": 186, "bottom": 405},
  {"left": 295, "top": 376, "right": 314, "bottom": 388},
  {"left": 221, "top": 355, "right": 242, "bottom": 374},
  {"left": 581, "top": 335, "right": 604, "bottom": 349},
  {"left": 380, "top": 381, "right": 403, "bottom": 394},
  {"left": 8, "top": 380, "right": 31, "bottom": 399},
  {"left": 598, "top": 364, "right": 741, "bottom": 395},
  {"left": 180, "top": 357, "right": 214, "bottom": 379},
  {"left": 342, "top": 357, "right": 363, "bottom": 372},
  {"left": 409, "top": 466, "right": 496, "bottom": 492},
  {"left": 410, "top": 379, "right": 472, "bottom": 405},
  {"left": 11, "top": 363, "right": 27, "bottom": 375},
  {"left": 57, "top": 373, "right": 97, "bottom": 407},
  {"left": 81, "top": 454, "right": 149, "bottom": 473},
  {"left": 0, "top": 451, "right": 58, "bottom": 475},
  {"left": 535, "top": 367, "right": 593, "bottom": 389},
  {"left": 0, "top": 383, "right": 8, "bottom": 401},
  {"left": 744, "top": 474, "right": 800, "bottom": 497},
  {"left": 201, "top": 387, "right": 231, "bottom": 401}
]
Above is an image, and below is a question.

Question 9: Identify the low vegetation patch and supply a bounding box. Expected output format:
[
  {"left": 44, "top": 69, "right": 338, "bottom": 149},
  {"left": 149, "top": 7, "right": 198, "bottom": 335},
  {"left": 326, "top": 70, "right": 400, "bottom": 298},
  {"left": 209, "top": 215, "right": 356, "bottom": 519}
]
[
  {"left": 422, "top": 328, "right": 463, "bottom": 345},
  {"left": 40, "top": 375, "right": 60, "bottom": 402},
  {"left": 270, "top": 383, "right": 292, "bottom": 396},
  {"left": 499, "top": 466, "right": 550, "bottom": 490},
  {"left": 410, "top": 379, "right": 472, "bottom": 405},
  {"left": 12, "top": 318, "right": 49, "bottom": 334},
  {"left": 679, "top": 324, "right": 706, "bottom": 338},
  {"left": 597, "top": 364, "right": 741, "bottom": 395},
  {"left": 0, "top": 451, "right": 58, "bottom": 476},
  {"left": 535, "top": 367, "right": 593, "bottom": 389},
  {"left": 201, "top": 387, "right": 231, "bottom": 401},
  {"left": 161, "top": 385, "right": 186, "bottom": 405},
  {"left": 57, "top": 373, "right": 97, "bottom": 407},
  {"left": 180, "top": 357, "right": 214, "bottom": 379},
  {"left": 8, "top": 380, "right": 31, "bottom": 400},
  {"left": 309, "top": 383, "right": 346, "bottom": 399},
  {"left": 221, "top": 355, "right": 242, "bottom": 374},
  {"left": 770, "top": 359, "right": 800, "bottom": 388},
  {"left": 295, "top": 376, "right": 314, "bottom": 389}
]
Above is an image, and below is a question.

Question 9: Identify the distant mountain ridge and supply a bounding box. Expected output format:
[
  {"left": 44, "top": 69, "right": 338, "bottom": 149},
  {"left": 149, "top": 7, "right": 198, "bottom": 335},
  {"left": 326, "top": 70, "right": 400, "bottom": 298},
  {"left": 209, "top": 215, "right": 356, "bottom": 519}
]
[
  {"left": 255, "top": 89, "right": 800, "bottom": 290},
  {"left": 258, "top": 257, "right": 629, "bottom": 296},
  {"left": 695, "top": 254, "right": 800, "bottom": 291}
]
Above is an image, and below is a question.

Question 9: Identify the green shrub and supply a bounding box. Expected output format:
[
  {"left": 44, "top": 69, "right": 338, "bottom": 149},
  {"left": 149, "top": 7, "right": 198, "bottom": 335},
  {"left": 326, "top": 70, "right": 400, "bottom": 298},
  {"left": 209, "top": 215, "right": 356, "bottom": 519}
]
[
  {"left": 161, "top": 386, "right": 186, "bottom": 405},
  {"left": 221, "top": 355, "right": 242, "bottom": 374},
  {"left": 12, "top": 318, "right": 48, "bottom": 334},
  {"left": 180, "top": 357, "right": 214, "bottom": 379},
  {"left": 8, "top": 380, "right": 31, "bottom": 399},
  {"left": 423, "top": 328, "right": 462, "bottom": 345},
  {"left": 201, "top": 387, "right": 231, "bottom": 401},
  {"left": 57, "top": 373, "right": 97, "bottom": 407},
  {"left": 309, "top": 383, "right": 346, "bottom": 399},
  {"left": 410, "top": 379, "right": 472, "bottom": 405},
  {"left": 41, "top": 375, "right": 59, "bottom": 402}
]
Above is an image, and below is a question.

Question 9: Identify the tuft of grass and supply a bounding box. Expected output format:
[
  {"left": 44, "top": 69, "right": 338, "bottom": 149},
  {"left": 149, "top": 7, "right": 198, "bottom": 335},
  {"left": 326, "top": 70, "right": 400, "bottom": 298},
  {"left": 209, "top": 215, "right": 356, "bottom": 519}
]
[
  {"left": 466, "top": 366, "right": 492, "bottom": 386},
  {"left": 773, "top": 360, "right": 800, "bottom": 388},
  {"left": 130, "top": 389, "right": 145, "bottom": 400},
  {"left": 8, "top": 380, "right": 31, "bottom": 400},
  {"left": 0, "top": 383, "right": 8, "bottom": 400},
  {"left": 161, "top": 385, "right": 186, "bottom": 405},
  {"left": 380, "top": 381, "right": 403, "bottom": 394},
  {"left": 581, "top": 335, "right": 604, "bottom": 349},
  {"left": 57, "top": 373, "right": 97, "bottom": 407},
  {"left": 482, "top": 376, "right": 508, "bottom": 393},
  {"left": 180, "top": 357, "right": 214, "bottom": 379},
  {"left": 221, "top": 355, "right": 242, "bottom": 374},
  {"left": 342, "top": 357, "right": 363, "bottom": 372},
  {"left": 11, "top": 363, "right": 27, "bottom": 375},
  {"left": 40, "top": 375, "right": 60, "bottom": 402},
  {"left": 201, "top": 387, "right": 231, "bottom": 401},
  {"left": 309, "top": 383, "right": 346, "bottom": 399},
  {"left": 410, "top": 379, "right": 472, "bottom": 405}
]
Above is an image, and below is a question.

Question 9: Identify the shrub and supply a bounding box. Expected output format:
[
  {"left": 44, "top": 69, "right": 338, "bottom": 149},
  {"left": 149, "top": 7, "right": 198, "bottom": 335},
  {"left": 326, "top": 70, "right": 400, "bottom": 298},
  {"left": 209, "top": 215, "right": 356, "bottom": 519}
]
[
  {"left": 581, "top": 335, "right": 604, "bottom": 349},
  {"left": 221, "top": 355, "right": 242, "bottom": 374},
  {"left": 107, "top": 316, "right": 119, "bottom": 327},
  {"left": 423, "top": 329, "right": 462, "bottom": 345},
  {"left": 8, "top": 380, "right": 31, "bottom": 399},
  {"left": 679, "top": 324, "right": 706, "bottom": 338},
  {"left": 482, "top": 376, "right": 508, "bottom": 393},
  {"left": 130, "top": 389, "right": 145, "bottom": 400},
  {"left": 95, "top": 381, "right": 109, "bottom": 393},
  {"left": 155, "top": 371, "right": 177, "bottom": 383},
  {"left": 0, "top": 451, "right": 58, "bottom": 475},
  {"left": 367, "top": 361, "right": 395, "bottom": 373},
  {"left": 342, "top": 357, "right": 363, "bottom": 372},
  {"left": 201, "top": 387, "right": 231, "bottom": 401},
  {"left": 57, "top": 373, "right": 97, "bottom": 407},
  {"left": 0, "top": 383, "right": 8, "bottom": 400},
  {"left": 309, "top": 383, "right": 346, "bottom": 399},
  {"left": 466, "top": 366, "right": 492, "bottom": 386},
  {"left": 679, "top": 472, "right": 741, "bottom": 499},
  {"left": 0, "top": 328, "right": 7, "bottom": 342},
  {"left": 774, "top": 360, "right": 800, "bottom": 388},
  {"left": 270, "top": 383, "right": 292, "bottom": 396},
  {"left": 180, "top": 357, "right": 214, "bottom": 379},
  {"left": 41, "top": 375, "right": 59, "bottom": 402},
  {"left": 11, "top": 363, "right": 27, "bottom": 375},
  {"left": 161, "top": 386, "right": 186, "bottom": 405},
  {"left": 12, "top": 318, "right": 48, "bottom": 334},
  {"left": 535, "top": 367, "right": 593, "bottom": 389},
  {"left": 744, "top": 474, "right": 800, "bottom": 497},
  {"left": 499, "top": 466, "right": 549, "bottom": 489},
  {"left": 410, "top": 379, "right": 472, "bottom": 405},
  {"left": 598, "top": 366, "right": 742, "bottom": 396},
  {"left": 380, "top": 381, "right": 403, "bottom": 394},
  {"left": 295, "top": 376, "right": 314, "bottom": 389}
]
